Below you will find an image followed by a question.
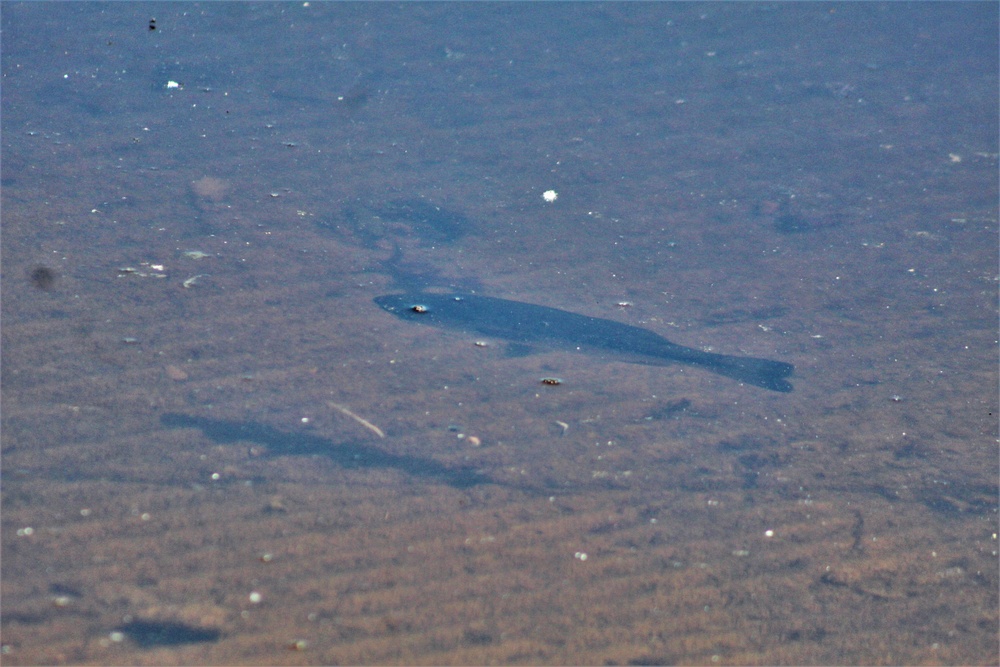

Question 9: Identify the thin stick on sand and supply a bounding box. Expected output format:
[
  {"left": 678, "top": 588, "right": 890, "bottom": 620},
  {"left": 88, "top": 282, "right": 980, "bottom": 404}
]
[{"left": 327, "top": 402, "right": 385, "bottom": 438}]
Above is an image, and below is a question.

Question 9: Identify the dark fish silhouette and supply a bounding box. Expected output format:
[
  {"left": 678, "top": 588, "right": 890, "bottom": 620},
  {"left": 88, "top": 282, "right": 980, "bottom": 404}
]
[{"left": 374, "top": 293, "right": 794, "bottom": 392}]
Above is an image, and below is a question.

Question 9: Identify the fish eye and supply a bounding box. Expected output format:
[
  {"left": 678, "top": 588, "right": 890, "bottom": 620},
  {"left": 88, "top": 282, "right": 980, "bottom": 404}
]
[{"left": 410, "top": 304, "right": 429, "bottom": 313}]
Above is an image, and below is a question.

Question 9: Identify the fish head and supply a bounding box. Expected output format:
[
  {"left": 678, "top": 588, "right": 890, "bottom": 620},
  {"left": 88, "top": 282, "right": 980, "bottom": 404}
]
[{"left": 374, "top": 293, "right": 462, "bottom": 321}]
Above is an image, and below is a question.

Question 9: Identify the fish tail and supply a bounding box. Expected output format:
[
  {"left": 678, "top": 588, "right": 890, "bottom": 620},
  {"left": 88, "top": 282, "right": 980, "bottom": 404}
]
[{"left": 695, "top": 353, "right": 795, "bottom": 392}]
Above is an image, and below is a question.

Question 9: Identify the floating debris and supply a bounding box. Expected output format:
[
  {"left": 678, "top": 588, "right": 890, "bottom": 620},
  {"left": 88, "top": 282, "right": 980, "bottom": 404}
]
[
  {"left": 540, "top": 377, "right": 563, "bottom": 386},
  {"left": 117, "top": 262, "right": 166, "bottom": 279}
]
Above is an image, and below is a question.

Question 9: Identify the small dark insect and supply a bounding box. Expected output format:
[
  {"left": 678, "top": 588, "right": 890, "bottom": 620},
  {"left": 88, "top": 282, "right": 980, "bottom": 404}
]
[
  {"left": 29, "top": 266, "right": 57, "bottom": 290},
  {"left": 148, "top": 18, "right": 157, "bottom": 31}
]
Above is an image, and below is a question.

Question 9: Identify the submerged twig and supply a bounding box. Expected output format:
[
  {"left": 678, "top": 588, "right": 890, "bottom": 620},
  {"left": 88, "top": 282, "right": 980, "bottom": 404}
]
[{"left": 327, "top": 402, "right": 385, "bottom": 438}]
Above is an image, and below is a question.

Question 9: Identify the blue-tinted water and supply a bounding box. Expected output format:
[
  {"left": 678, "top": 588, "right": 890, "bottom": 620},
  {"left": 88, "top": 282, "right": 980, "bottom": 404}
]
[{"left": 3, "top": 3, "right": 996, "bottom": 664}]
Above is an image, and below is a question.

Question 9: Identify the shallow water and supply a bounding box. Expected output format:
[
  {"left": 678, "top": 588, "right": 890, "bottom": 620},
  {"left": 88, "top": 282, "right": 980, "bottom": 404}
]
[{"left": 3, "top": 3, "right": 997, "bottom": 665}]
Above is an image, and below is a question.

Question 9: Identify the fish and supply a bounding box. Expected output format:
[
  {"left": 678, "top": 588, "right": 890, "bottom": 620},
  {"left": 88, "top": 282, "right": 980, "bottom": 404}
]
[{"left": 374, "top": 292, "right": 794, "bottom": 392}]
